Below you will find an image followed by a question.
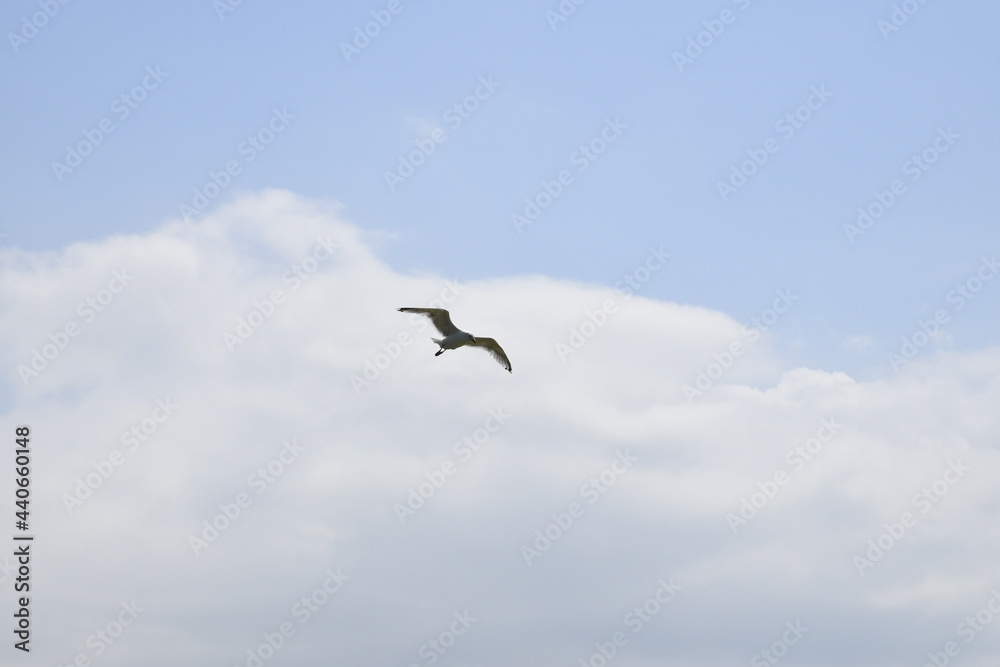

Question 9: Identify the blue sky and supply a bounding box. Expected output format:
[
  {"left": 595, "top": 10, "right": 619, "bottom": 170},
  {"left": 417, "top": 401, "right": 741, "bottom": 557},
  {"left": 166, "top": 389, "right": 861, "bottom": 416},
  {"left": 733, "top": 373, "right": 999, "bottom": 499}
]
[
  {"left": 4, "top": 0, "right": 999, "bottom": 378},
  {"left": 4, "top": 2, "right": 1000, "bottom": 666}
]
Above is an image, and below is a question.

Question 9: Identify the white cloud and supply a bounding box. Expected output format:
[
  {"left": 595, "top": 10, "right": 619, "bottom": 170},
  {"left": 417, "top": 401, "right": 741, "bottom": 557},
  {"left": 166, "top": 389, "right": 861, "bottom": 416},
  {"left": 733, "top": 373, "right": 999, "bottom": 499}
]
[
  {"left": 3, "top": 190, "right": 999, "bottom": 666},
  {"left": 842, "top": 334, "right": 875, "bottom": 350}
]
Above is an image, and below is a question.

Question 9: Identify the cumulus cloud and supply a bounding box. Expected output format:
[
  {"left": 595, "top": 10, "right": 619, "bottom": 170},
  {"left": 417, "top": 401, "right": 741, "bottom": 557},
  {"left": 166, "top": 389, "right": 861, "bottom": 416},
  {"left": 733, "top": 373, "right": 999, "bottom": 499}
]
[{"left": 2, "top": 190, "right": 998, "bottom": 666}]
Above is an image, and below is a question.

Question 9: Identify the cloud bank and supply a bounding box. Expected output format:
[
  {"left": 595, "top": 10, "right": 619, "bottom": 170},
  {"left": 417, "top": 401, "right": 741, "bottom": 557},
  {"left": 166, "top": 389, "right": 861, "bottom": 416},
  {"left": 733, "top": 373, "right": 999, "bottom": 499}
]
[{"left": 2, "top": 190, "right": 998, "bottom": 666}]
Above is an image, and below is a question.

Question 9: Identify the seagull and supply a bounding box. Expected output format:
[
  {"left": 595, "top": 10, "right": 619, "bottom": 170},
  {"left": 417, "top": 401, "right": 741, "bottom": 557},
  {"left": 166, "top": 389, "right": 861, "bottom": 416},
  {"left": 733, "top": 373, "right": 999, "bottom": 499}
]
[{"left": 398, "top": 307, "right": 512, "bottom": 373}]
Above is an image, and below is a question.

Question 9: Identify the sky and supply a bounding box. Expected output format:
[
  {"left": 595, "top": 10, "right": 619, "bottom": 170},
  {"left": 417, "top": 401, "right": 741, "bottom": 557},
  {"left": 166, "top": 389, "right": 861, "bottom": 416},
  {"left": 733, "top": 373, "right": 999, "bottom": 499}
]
[{"left": 2, "top": 1, "right": 1000, "bottom": 666}]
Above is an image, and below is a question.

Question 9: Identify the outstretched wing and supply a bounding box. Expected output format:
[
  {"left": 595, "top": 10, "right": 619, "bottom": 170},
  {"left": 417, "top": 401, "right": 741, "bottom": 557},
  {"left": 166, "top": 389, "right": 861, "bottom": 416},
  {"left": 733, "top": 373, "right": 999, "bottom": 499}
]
[
  {"left": 397, "top": 307, "right": 459, "bottom": 336},
  {"left": 469, "top": 337, "right": 512, "bottom": 373}
]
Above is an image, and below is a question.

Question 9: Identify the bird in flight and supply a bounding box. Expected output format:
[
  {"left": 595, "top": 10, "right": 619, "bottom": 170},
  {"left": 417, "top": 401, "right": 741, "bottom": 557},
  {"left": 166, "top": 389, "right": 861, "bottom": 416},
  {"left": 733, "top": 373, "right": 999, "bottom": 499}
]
[{"left": 398, "top": 307, "right": 512, "bottom": 373}]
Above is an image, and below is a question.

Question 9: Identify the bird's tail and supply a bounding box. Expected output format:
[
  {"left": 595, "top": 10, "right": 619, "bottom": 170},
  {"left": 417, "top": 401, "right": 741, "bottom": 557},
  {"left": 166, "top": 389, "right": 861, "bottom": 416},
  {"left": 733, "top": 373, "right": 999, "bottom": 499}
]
[{"left": 431, "top": 337, "right": 442, "bottom": 345}]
